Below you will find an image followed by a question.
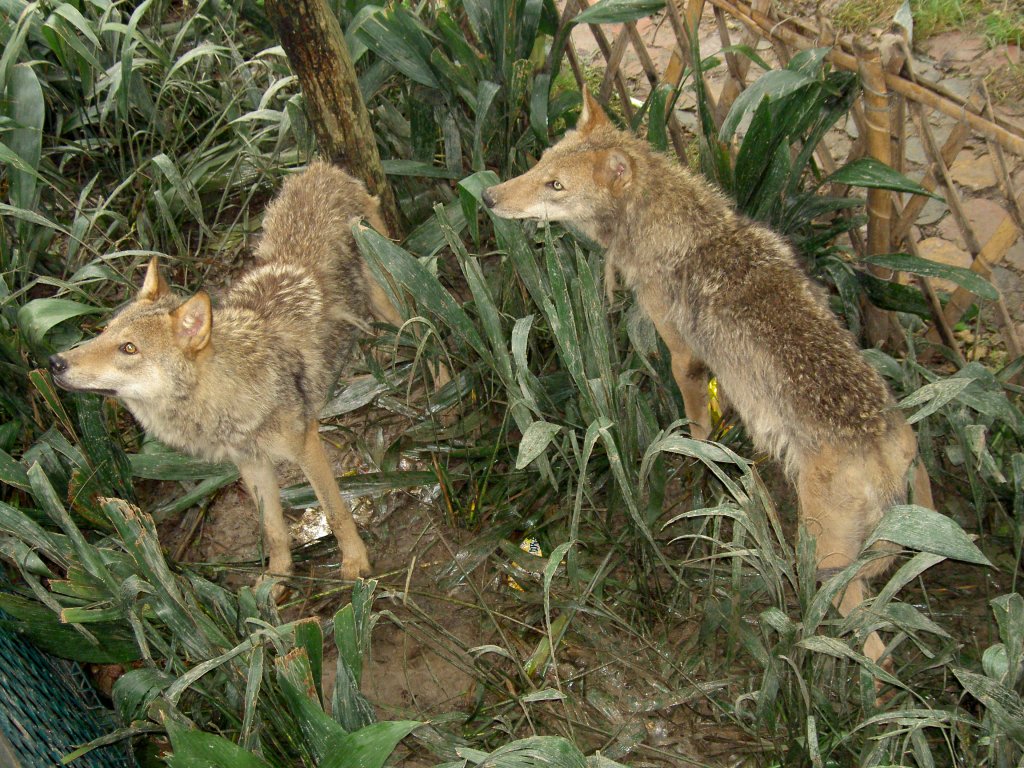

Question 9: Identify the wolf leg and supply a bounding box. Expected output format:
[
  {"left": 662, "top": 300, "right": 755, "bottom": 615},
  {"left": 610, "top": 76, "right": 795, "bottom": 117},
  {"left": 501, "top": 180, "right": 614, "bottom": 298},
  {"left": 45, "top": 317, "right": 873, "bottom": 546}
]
[
  {"left": 911, "top": 460, "right": 934, "bottom": 508},
  {"left": 906, "top": 427, "right": 934, "bottom": 510},
  {"left": 238, "top": 458, "right": 294, "bottom": 590},
  {"left": 299, "top": 420, "right": 371, "bottom": 580},
  {"left": 798, "top": 446, "right": 889, "bottom": 664},
  {"left": 641, "top": 293, "right": 710, "bottom": 439}
]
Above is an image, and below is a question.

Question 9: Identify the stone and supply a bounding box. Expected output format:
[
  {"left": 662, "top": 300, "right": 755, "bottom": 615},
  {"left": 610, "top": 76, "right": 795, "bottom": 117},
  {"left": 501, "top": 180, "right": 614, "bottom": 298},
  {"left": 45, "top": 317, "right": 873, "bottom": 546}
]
[
  {"left": 1005, "top": 241, "right": 1024, "bottom": 272},
  {"left": 916, "top": 236, "right": 972, "bottom": 293},
  {"left": 825, "top": 131, "right": 852, "bottom": 163},
  {"left": 917, "top": 195, "right": 949, "bottom": 226},
  {"left": 950, "top": 152, "right": 998, "bottom": 191},
  {"left": 938, "top": 198, "right": 1008, "bottom": 249},
  {"left": 904, "top": 135, "right": 926, "bottom": 165},
  {"left": 925, "top": 32, "right": 987, "bottom": 68},
  {"left": 912, "top": 58, "right": 941, "bottom": 84},
  {"left": 991, "top": 265, "right": 1020, "bottom": 304},
  {"left": 845, "top": 114, "right": 859, "bottom": 140},
  {"left": 940, "top": 77, "right": 975, "bottom": 101}
]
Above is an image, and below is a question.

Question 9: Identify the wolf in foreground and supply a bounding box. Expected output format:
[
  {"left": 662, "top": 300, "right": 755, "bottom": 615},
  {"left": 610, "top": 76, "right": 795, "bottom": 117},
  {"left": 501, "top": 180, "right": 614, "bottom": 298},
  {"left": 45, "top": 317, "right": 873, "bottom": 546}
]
[
  {"left": 50, "top": 161, "right": 404, "bottom": 585},
  {"left": 482, "top": 91, "right": 934, "bottom": 663}
]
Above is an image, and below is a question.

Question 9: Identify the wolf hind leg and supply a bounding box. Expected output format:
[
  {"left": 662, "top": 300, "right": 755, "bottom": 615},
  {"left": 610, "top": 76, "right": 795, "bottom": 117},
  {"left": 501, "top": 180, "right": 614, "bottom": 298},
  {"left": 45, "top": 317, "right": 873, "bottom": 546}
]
[
  {"left": 798, "top": 445, "right": 891, "bottom": 664},
  {"left": 238, "top": 457, "right": 294, "bottom": 595},
  {"left": 896, "top": 420, "right": 934, "bottom": 509},
  {"left": 298, "top": 420, "right": 371, "bottom": 580},
  {"left": 911, "top": 460, "right": 934, "bottom": 508}
]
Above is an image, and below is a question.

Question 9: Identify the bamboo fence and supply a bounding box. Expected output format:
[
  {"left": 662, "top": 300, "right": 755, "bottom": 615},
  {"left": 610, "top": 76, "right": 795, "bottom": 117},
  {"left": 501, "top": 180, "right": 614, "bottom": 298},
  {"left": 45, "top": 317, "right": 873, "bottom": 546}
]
[{"left": 557, "top": 0, "right": 1024, "bottom": 362}]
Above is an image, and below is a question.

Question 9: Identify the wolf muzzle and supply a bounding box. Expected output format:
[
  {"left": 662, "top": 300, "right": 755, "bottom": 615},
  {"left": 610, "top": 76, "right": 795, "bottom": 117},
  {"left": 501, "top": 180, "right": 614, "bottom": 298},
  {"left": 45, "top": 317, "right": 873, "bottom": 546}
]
[
  {"left": 481, "top": 188, "right": 496, "bottom": 209},
  {"left": 49, "top": 354, "right": 68, "bottom": 376}
]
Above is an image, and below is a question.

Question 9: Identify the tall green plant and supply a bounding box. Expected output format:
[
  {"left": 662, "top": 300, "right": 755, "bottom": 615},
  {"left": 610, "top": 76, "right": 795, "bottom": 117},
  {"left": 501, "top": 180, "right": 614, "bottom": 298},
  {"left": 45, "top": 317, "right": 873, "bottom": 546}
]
[{"left": 335, "top": 0, "right": 578, "bottom": 248}]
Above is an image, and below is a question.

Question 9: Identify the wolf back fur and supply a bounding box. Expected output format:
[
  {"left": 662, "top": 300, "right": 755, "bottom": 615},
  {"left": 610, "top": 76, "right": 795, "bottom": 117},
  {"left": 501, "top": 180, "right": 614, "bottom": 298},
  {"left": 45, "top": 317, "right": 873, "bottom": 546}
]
[
  {"left": 51, "top": 161, "right": 403, "bottom": 584},
  {"left": 482, "top": 91, "right": 934, "bottom": 662}
]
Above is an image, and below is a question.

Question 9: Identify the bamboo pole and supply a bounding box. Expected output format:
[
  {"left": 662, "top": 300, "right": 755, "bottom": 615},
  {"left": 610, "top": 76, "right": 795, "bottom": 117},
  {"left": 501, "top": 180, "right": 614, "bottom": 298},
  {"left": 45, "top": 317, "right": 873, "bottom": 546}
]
[
  {"left": 664, "top": 0, "right": 724, "bottom": 126},
  {"left": 909, "top": 101, "right": 982, "bottom": 255},
  {"left": 714, "top": 0, "right": 772, "bottom": 119},
  {"left": 856, "top": 38, "right": 903, "bottom": 348},
  {"left": 621, "top": 21, "right": 690, "bottom": 157},
  {"left": 599, "top": 27, "right": 632, "bottom": 103},
  {"left": 937, "top": 197, "right": 1023, "bottom": 336},
  {"left": 571, "top": 0, "right": 636, "bottom": 122},
  {"left": 907, "top": 239, "right": 967, "bottom": 366}
]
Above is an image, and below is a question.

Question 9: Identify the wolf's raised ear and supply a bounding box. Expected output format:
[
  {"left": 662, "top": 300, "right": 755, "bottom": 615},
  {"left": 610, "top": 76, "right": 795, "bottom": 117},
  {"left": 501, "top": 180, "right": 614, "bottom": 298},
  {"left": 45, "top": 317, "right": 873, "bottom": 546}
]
[
  {"left": 578, "top": 89, "right": 610, "bottom": 134},
  {"left": 139, "top": 257, "right": 169, "bottom": 302},
  {"left": 172, "top": 292, "right": 212, "bottom": 353},
  {"left": 596, "top": 148, "right": 633, "bottom": 192}
]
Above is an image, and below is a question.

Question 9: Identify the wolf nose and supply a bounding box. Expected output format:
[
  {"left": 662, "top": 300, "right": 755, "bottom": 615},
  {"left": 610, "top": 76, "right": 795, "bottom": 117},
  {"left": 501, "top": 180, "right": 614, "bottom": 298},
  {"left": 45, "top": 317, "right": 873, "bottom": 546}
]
[
  {"left": 481, "top": 188, "right": 496, "bottom": 209},
  {"left": 49, "top": 354, "right": 68, "bottom": 375}
]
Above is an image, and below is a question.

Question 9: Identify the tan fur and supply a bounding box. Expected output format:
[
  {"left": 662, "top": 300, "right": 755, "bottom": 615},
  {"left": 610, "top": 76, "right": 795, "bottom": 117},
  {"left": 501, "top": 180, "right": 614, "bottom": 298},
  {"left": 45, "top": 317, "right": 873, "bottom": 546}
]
[
  {"left": 482, "top": 90, "right": 935, "bottom": 662},
  {"left": 50, "top": 161, "right": 405, "bottom": 586}
]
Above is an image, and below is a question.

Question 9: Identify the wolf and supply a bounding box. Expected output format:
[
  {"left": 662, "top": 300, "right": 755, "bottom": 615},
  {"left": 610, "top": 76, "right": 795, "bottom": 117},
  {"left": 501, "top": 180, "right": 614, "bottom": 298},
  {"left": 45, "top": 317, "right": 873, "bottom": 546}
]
[
  {"left": 482, "top": 90, "right": 934, "bottom": 663},
  {"left": 50, "top": 161, "right": 406, "bottom": 586}
]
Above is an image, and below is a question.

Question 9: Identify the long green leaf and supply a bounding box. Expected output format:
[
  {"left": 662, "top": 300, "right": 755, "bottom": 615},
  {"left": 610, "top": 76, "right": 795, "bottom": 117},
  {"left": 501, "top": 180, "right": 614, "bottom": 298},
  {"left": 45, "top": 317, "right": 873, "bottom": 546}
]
[
  {"left": 321, "top": 721, "right": 421, "bottom": 768},
  {"left": 17, "top": 298, "right": 102, "bottom": 346},
  {"left": 5, "top": 62, "right": 44, "bottom": 211},
  {"left": 354, "top": 224, "right": 489, "bottom": 362},
  {"left": 951, "top": 667, "right": 1024, "bottom": 741},
  {"left": 574, "top": 0, "right": 665, "bottom": 25},
  {"left": 823, "top": 157, "right": 942, "bottom": 199},
  {"left": 164, "top": 718, "right": 274, "bottom": 768},
  {"left": 862, "top": 252, "right": 997, "bottom": 300},
  {"left": 357, "top": 6, "right": 439, "bottom": 88},
  {"left": 865, "top": 505, "right": 992, "bottom": 566}
]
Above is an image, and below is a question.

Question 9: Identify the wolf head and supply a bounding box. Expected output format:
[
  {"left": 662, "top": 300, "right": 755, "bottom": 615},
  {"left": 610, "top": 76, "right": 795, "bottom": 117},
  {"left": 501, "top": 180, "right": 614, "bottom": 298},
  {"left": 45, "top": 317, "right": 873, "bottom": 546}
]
[
  {"left": 482, "top": 90, "right": 635, "bottom": 243},
  {"left": 49, "top": 258, "right": 212, "bottom": 405}
]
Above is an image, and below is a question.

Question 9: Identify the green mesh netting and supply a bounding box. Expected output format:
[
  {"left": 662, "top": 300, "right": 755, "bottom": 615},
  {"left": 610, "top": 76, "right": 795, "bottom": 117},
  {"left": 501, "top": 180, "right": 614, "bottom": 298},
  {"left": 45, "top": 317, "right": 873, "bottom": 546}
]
[{"left": 0, "top": 610, "right": 136, "bottom": 767}]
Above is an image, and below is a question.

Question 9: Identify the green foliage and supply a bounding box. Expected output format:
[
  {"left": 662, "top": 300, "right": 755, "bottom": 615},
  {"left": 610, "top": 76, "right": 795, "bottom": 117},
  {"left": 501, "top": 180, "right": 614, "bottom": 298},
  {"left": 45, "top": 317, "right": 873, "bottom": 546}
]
[
  {"left": 0, "top": 462, "right": 412, "bottom": 764},
  {"left": 339, "top": 0, "right": 579, "bottom": 244},
  {"left": 1, "top": 0, "right": 1023, "bottom": 765},
  {"left": 692, "top": 41, "right": 995, "bottom": 336}
]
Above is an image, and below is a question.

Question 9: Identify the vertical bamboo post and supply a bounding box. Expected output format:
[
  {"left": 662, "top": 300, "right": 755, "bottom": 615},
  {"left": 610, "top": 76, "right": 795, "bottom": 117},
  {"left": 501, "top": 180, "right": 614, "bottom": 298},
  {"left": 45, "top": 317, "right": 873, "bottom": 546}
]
[
  {"left": 856, "top": 38, "right": 902, "bottom": 348},
  {"left": 265, "top": 0, "right": 400, "bottom": 237},
  {"left": 714, "top": 0, "right": 771, "bottom": 117}
]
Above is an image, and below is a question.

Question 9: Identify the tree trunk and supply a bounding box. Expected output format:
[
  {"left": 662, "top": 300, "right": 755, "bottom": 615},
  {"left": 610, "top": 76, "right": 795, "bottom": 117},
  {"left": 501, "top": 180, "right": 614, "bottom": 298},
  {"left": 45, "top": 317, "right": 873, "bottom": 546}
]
[{"left": 265, "top": 0, "right": 400, "bottom": 237}]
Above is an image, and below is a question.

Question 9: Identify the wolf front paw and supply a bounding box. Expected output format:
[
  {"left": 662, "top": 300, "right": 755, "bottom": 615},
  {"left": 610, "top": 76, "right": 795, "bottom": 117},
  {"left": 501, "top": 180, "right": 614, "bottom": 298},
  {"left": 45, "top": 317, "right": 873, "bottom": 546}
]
[{"left": 340, "top": 550, "right": 372, "bottom": 581}]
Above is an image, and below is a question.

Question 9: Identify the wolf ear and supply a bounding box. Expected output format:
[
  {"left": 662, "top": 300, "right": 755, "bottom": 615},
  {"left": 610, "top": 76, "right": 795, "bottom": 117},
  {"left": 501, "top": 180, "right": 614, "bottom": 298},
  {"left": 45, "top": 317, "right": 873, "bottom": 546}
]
[
  {"left": 578, "top": 89, "right": 611, "bottom": 134},
  {"left": 596, "top": 149, "right": 633, "bottom": 192},
  {"left": 173, "top": 292, "right": 212, "bottom": 353},
  {"left": 139, "top": 257, "right": 169, "bottom": 302}
]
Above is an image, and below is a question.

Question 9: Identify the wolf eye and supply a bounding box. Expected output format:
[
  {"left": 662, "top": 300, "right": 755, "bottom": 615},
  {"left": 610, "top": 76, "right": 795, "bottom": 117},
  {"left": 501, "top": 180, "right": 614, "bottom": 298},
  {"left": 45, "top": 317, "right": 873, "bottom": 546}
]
[
  {"left": 120, "top": 342, "right": 138, "bottom": 355},
  {"left": 547, "top": 180, "right": 564, "bottom": 191}
]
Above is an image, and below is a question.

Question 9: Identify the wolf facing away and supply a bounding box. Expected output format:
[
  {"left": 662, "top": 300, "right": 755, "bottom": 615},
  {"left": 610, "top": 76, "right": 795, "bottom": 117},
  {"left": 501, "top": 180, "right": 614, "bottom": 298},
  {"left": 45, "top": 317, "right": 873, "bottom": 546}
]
[
  {"left": 50, "top": 161, "right": 405, "bottom": 585},
  {"left": 482, "top": 91, "right": 934, "bottom": 663}
]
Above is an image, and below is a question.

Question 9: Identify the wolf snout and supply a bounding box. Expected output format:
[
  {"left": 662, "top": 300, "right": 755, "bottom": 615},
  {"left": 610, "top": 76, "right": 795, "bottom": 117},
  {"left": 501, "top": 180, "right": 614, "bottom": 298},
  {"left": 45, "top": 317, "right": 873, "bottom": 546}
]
[
  {"left": 49, "top": 354, "right": 68, "bottom": 375},
  {"left": 481, "top": 187, "right": 496, "bottom": 209}
]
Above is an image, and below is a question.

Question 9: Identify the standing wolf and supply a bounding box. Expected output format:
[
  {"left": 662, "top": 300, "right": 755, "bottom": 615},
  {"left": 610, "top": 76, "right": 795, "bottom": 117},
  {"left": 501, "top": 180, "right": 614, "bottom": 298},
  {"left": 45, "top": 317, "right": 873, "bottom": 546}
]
[
  {"left": 482, "top": 91, "right": 933, "bottom": 663},
  {"left": 50, "top": 161, "right": 404, "bottom": 585}
]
